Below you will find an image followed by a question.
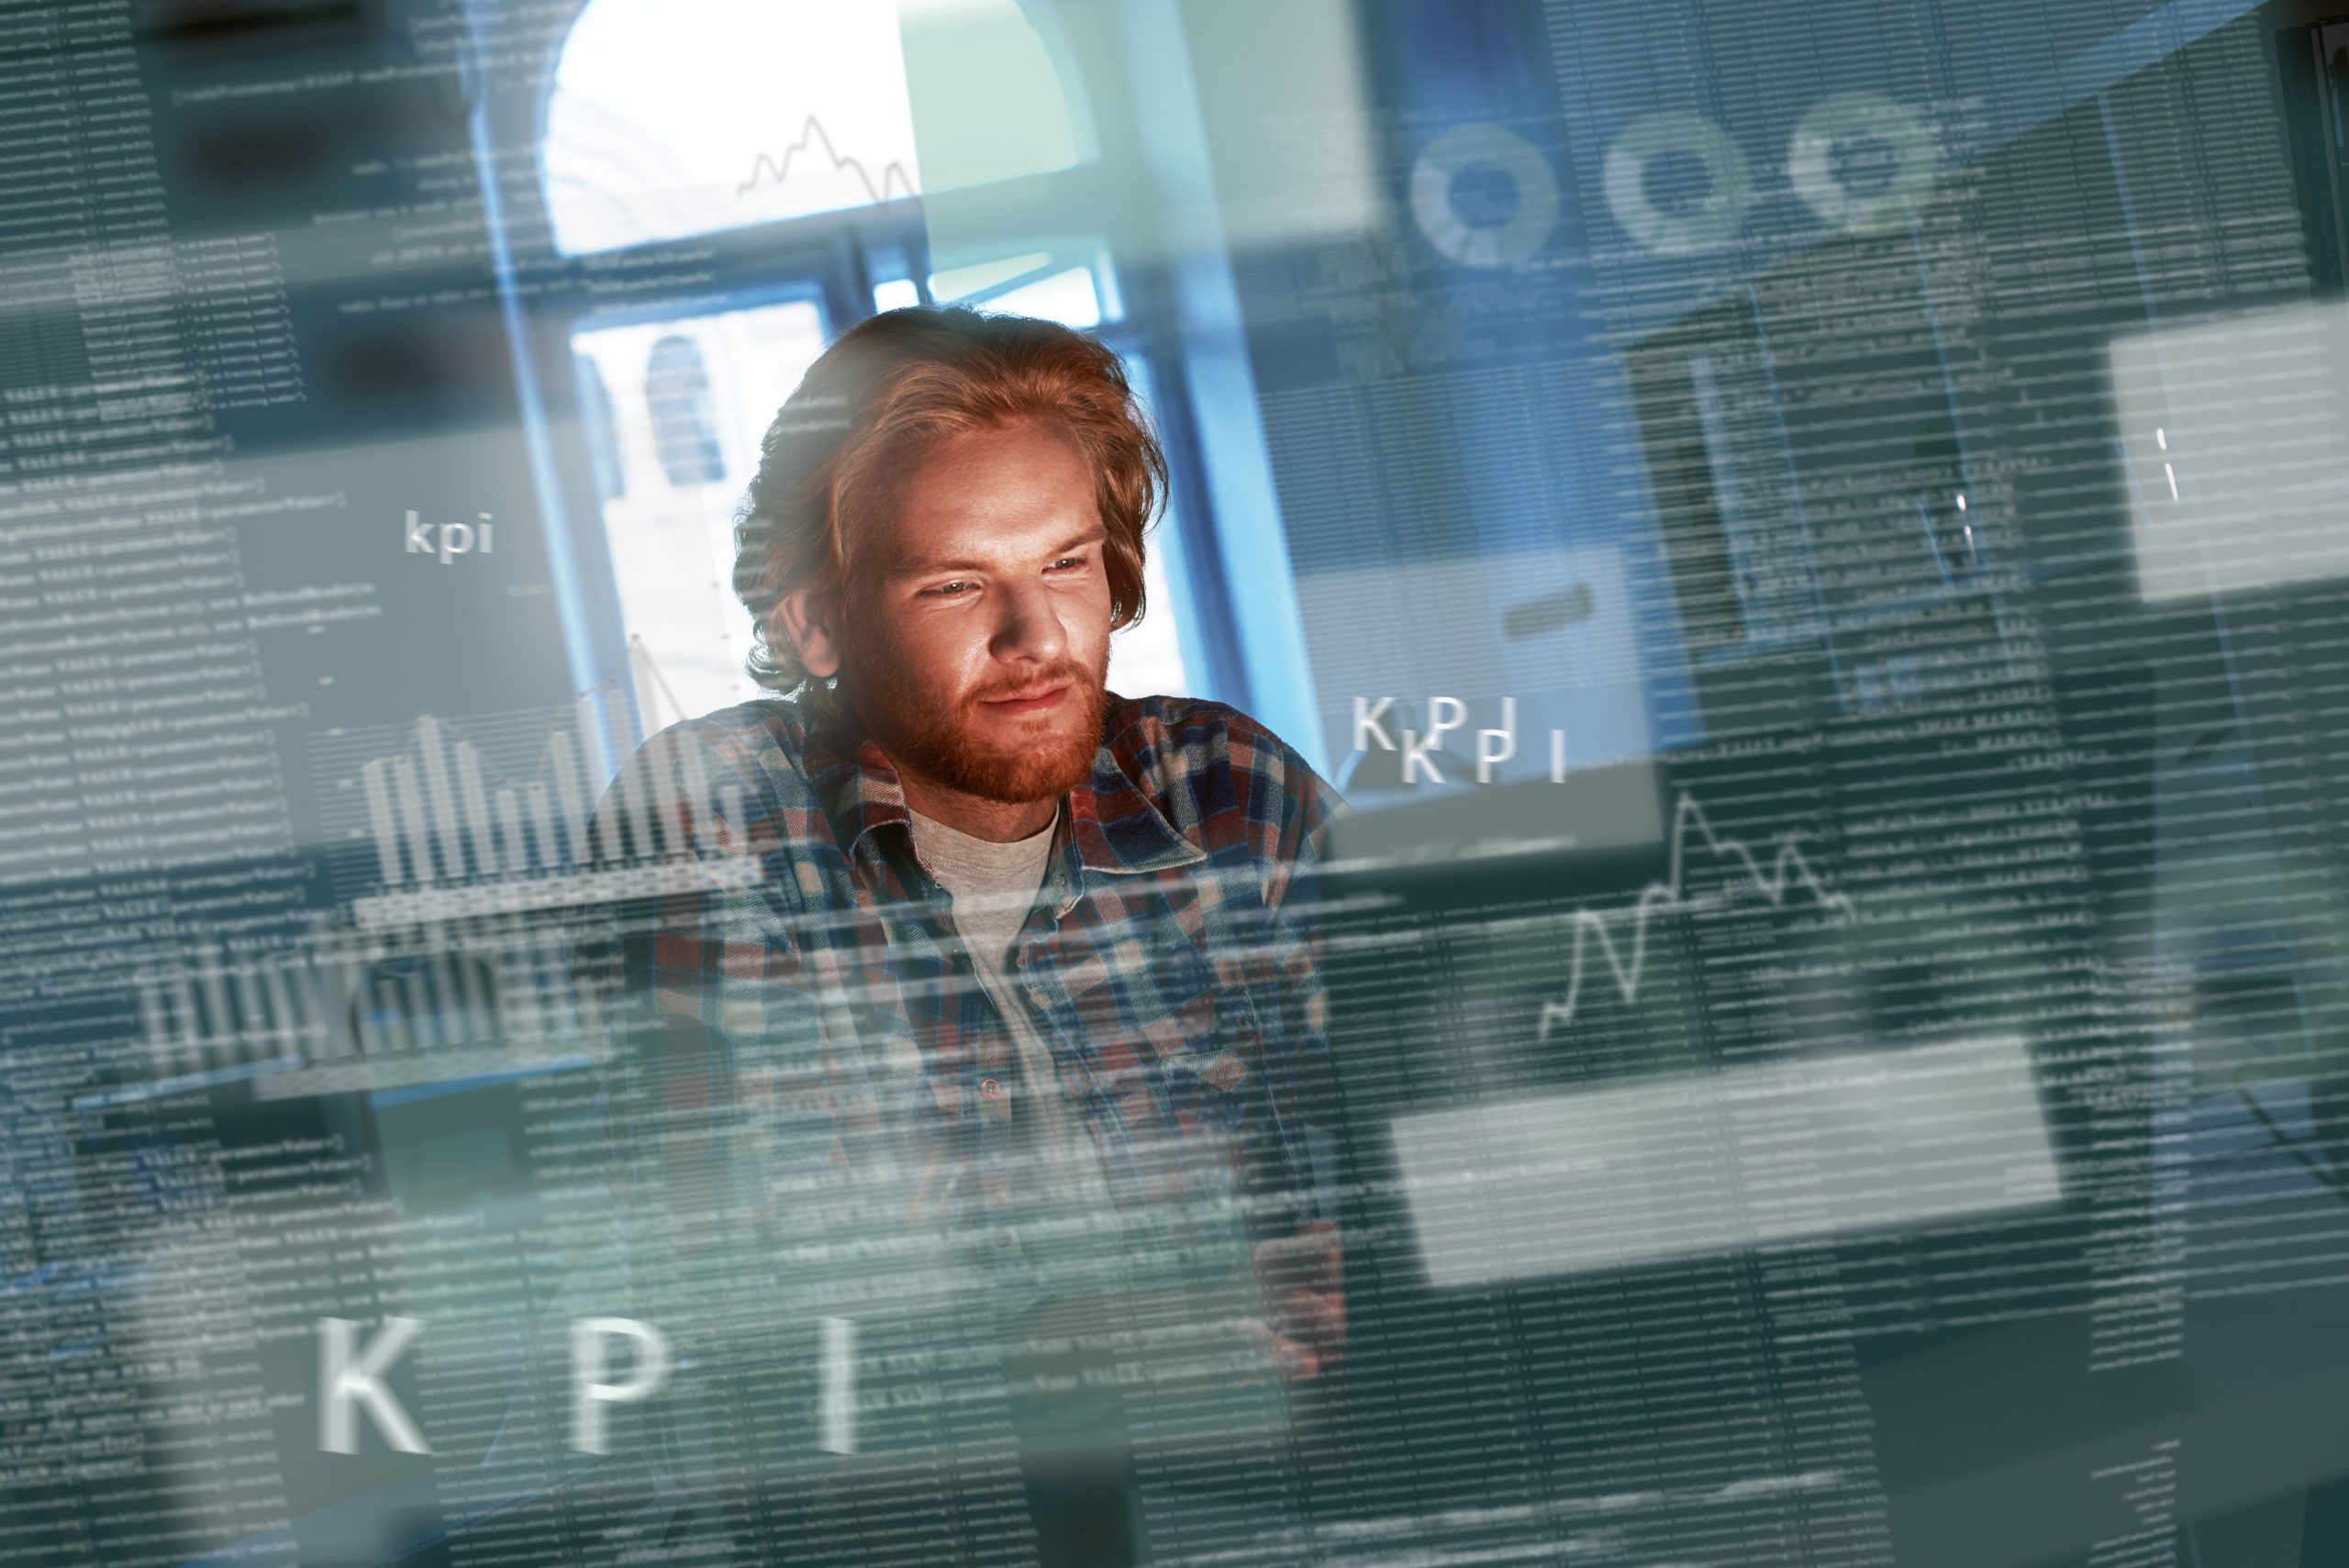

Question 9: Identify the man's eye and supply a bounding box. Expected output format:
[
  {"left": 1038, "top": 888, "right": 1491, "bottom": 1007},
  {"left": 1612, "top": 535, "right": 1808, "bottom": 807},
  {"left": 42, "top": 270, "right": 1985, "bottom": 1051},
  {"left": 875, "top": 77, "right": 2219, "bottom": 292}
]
[
  {"left": 1046, "top": 556, "right": 1085, "bottom": 573},
  {"left": 925, "top": 581, "right": 974, "bottom": 598}
]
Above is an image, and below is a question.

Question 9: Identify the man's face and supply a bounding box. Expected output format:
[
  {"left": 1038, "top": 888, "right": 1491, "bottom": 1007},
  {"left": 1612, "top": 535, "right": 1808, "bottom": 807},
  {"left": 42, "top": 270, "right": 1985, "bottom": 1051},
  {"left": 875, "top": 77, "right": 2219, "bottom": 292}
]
[{"left": 835, "top": 417, "right": 1113, "bottom": 806}]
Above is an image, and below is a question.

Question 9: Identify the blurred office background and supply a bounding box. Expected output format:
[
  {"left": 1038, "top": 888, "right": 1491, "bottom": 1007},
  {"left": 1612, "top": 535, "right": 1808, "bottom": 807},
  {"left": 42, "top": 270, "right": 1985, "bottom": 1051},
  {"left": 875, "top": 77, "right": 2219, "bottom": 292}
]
[{"left": 8, "top": 0, "right": 2349, "bottom": 1564}]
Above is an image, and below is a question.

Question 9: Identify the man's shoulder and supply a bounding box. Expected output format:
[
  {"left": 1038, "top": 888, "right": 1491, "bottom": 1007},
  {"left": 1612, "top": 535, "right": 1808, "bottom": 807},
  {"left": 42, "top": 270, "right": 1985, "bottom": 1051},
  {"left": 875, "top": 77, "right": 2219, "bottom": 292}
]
[
  {"left": 648, "top": 696, "right": 818, "bottom": 774},
  {"left": 1102, "top": 693, "right": 1340, "bottom": 854},
  {"left": 617, "top": 697, "right": 825, "bottom": 832},
  {"left": 1103, "top": 692, "right": 1304, "bottom": 773}
]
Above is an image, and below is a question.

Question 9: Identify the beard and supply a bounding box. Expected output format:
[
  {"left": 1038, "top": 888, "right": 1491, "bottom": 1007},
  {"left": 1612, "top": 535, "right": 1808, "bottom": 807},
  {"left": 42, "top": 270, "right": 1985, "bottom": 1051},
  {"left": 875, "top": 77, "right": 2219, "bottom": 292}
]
[{"left": 840, "top": 633, "right": 1108, "bottom": 806}]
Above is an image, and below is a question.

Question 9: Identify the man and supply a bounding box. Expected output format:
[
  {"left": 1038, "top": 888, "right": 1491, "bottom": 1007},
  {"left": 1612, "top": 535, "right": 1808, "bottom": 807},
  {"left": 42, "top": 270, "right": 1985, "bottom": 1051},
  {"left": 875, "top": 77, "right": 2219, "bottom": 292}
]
[{"left": 585, "top": 306, "right": 1343, "bottom": 1562}]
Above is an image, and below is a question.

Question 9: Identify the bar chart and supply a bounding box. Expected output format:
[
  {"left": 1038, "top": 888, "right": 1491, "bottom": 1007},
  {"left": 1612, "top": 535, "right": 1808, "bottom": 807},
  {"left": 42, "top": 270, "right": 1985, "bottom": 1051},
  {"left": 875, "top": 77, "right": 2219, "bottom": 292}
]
[{"left": 309, "top": 686, "right": 751, "bottom": 929}]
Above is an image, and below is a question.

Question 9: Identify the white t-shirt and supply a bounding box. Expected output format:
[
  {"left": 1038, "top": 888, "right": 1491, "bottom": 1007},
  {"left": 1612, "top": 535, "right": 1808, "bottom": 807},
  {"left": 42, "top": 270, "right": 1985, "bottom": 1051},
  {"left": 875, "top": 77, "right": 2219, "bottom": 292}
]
[
  {"left": 907, "top": 808, "right": 1275, "bottom": 1422},
  {"left": 907, "top": 807, "right": 1118, "bottom": 1220}
]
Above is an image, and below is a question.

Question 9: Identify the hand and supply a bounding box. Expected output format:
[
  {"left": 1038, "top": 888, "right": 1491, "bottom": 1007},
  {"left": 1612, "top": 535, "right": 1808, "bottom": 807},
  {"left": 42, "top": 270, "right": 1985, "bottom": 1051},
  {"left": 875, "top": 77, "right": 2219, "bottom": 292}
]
[{"left": 1244, "top": 1221, "right": 1344, "bottom": 1380}]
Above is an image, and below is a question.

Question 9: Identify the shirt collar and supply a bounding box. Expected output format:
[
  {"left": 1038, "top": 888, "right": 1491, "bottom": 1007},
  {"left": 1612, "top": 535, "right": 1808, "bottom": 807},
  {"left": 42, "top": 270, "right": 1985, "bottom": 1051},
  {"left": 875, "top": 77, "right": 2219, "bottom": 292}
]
[{"left": 803, "top": 706, "right": 1207, "bottom": 880}]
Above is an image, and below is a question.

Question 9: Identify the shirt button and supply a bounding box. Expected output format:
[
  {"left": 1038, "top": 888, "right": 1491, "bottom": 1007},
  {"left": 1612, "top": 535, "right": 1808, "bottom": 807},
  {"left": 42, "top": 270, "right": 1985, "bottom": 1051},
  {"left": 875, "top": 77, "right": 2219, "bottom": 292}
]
[{"left": 979, "top": 1077, "right": 1001, "bottom": 1100}]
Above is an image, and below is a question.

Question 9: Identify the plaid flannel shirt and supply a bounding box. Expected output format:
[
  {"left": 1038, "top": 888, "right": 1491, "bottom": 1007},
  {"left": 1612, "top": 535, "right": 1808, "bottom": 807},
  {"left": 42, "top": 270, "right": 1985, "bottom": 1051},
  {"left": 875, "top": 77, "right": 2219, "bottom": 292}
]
[{"left": 586, "top": 693, "right": 1343, "bottom": 1262}]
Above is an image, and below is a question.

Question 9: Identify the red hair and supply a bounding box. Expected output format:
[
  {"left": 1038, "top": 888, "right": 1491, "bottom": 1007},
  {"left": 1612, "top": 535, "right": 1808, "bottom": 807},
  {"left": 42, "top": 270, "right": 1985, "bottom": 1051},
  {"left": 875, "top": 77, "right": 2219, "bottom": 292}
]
[{"left": 731, "top": 306, "right": 1165, "bottom": 697}]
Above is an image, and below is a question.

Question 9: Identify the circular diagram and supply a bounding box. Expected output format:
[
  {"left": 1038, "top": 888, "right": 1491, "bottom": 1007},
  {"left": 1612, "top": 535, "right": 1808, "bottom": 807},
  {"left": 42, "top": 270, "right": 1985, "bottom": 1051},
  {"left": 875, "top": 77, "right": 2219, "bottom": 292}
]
[
  {"left": 1409, "top": 125, "right": 1561, "bottom": 268},
  {"left": 1602, "top": 111, "right": 1751, "bottom": 256},
  {"left": 1787, "top": 93, "right": 1938, "bottom": 232}
]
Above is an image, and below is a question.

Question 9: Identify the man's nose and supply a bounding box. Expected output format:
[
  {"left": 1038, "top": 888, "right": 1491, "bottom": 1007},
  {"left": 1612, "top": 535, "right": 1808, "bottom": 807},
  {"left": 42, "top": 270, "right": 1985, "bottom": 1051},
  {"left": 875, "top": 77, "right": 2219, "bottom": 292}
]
[{"left": 991, "top": 579, "right": 1068, "bottom": 665}]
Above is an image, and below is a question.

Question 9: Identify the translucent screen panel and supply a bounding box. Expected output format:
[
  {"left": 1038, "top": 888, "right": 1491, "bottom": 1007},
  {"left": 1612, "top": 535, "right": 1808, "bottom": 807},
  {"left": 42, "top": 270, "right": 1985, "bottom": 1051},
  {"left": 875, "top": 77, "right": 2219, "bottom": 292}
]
[
  {"left": 545, "top": 0, "right": 924, "bottom": 255},
  {"left": 545, "top": 0, "right": 1088, "bottom": 257}
]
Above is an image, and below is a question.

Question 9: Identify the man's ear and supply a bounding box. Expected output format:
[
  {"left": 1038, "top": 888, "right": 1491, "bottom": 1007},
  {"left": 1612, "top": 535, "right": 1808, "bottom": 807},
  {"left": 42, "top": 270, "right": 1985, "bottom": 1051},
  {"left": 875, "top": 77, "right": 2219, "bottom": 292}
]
[{"left": 775, "top": 590, "right": 842, "bottom": 680}]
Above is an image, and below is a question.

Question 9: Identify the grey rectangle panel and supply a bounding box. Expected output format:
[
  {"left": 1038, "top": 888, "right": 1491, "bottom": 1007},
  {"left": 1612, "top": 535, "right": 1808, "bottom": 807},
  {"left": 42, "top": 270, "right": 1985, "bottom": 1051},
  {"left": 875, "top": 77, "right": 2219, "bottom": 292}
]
[{"left": 1394, "top": 1036, "right": 2062, "bottom": 1287}]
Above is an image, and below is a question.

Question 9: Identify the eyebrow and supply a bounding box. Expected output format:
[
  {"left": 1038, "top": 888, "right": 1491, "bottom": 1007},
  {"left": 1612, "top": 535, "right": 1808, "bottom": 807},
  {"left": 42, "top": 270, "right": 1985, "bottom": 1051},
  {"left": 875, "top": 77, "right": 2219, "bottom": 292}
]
[
  {"left": 1044, "top": 526, "right": 1108, "bottom": 558},
  {"left": 894, "top": 526, "right": 1106, "bottom": 577}
]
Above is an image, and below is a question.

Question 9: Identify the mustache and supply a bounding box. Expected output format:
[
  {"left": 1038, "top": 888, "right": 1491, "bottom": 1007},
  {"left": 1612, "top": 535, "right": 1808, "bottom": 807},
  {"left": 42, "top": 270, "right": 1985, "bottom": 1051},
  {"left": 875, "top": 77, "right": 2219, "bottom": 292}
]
[{"left": 965, "top": 662, "right": 1101, "bottom": 706}]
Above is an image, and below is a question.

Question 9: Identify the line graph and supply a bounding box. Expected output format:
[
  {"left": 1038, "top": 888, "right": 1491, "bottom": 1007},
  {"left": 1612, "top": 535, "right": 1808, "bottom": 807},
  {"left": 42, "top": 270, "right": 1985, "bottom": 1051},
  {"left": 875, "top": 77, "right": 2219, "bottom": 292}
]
[
  {"left": 1534, "top": 794, "right": 1856, "bottom": 1042},
  {"left": 736, "top": 114, "right": 918, "bottom": 205}
]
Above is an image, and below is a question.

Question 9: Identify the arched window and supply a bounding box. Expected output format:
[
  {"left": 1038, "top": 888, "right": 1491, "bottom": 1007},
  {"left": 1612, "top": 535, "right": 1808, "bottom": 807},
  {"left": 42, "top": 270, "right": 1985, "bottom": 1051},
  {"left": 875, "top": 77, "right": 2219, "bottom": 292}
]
[
  {"left": 643, "top": 335, "right": 727, "bottom": 488},
  {"left": 572, "top": 301, "right": 829, "bottom": 723}
]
